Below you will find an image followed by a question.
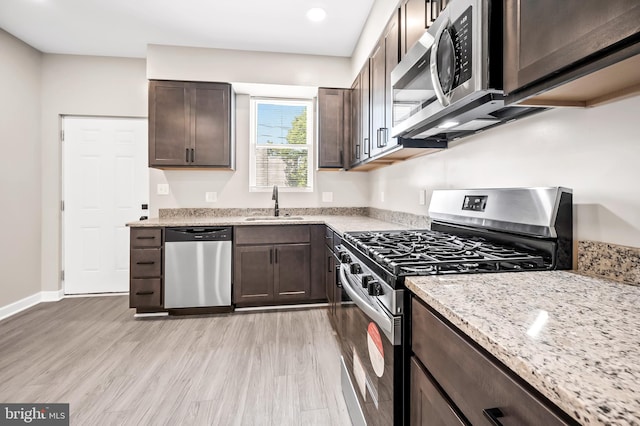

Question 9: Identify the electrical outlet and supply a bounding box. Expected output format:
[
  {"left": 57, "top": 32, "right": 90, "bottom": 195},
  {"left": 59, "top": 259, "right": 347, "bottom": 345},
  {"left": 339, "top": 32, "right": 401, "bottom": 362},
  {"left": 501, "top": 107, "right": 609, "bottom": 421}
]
[
  {"left": 157, "top": 184, "right": 169, "bottom": 195},
  {"left": 205, "top": 192, "right": 218, "bottom": 203},
  {"left": 419, "top": 190, "right": 426, "bottom": 205},
  {"left": 380, "top": 192, "right": 385, "bottom": 202},
  {"left": 322, "top": 192, "right": 333, "bottom": 202}
]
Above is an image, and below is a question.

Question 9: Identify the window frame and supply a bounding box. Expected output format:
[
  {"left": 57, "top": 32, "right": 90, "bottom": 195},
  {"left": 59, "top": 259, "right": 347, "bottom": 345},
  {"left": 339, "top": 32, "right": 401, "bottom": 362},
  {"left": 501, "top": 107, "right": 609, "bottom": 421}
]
[{"left": 249, "top": 97, "right": 315, "bottom": 192}]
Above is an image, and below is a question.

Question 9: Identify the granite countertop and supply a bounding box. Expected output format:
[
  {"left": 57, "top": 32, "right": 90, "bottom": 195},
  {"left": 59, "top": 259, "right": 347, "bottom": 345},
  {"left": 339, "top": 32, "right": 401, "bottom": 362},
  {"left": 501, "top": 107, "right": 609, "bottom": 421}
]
[
  {"left": 406, "top": 271, "right": 640, "bottom": 426},
  {"left": 127, "top": 215, "right": 408, "bottom": 236}
]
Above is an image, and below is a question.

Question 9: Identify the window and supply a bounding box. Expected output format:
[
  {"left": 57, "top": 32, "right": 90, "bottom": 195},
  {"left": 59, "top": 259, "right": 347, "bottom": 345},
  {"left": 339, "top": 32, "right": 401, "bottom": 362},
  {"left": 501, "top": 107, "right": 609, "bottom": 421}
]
[{"left": 250, "top": 98, "right": 314, "bottom": 191}]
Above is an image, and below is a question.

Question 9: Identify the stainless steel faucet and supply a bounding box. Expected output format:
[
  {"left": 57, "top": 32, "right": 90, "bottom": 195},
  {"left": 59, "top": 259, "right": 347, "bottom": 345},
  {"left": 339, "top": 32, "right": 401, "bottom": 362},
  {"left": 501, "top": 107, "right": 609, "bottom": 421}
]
[{"left": 272, "top": 185, "right": 279, "bottom": 217}]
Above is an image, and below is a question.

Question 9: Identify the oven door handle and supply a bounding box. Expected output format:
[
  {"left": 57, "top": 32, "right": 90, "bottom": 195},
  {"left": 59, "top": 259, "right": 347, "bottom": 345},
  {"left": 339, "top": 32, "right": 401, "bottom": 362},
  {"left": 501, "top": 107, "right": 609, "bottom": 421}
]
[{"left": 339, "top": 266, "right": 396, "bottom": 341}]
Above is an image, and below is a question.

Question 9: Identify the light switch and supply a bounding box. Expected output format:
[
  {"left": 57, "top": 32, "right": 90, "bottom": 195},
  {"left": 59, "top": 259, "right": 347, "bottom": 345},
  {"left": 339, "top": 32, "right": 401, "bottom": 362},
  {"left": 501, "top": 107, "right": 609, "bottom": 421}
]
[
  {"left": 380, "top": 192, "right": 385, "bottom": 202},
  {"left": 322, "top": 192, "right": 333, "bottom": 202},
  {"left": 419, "top": 190, "right": 426, "bottom": 205},
  {"left": 205, "top": 192, "right": 218, "bottom": 202},
  {"left": 157, "top": 184, "right": 169, "bottom": 195}
]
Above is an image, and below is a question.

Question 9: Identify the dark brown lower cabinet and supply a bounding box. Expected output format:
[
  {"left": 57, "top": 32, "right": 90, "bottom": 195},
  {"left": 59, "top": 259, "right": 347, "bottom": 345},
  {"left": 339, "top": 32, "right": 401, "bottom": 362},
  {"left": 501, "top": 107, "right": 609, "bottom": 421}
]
[
  {"left": 410, "top": 357, "right": 467, "bottom": 426},
  {"left": 233, "top": 225, "right": 324, "bottom": 307},
  {"left": 411, "top": 297, "right": 577, "bottom": 426},
  {"left": 129, "top": 227, "right": 164, "bottom": 312}
]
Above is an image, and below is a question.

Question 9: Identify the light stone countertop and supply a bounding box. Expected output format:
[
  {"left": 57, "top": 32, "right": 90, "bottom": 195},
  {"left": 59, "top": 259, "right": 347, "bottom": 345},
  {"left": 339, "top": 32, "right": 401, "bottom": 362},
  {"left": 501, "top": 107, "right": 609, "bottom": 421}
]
[
  {"left": 406, "top": 271, "right": 640, "bottom": 426},
  {"left": 127, "top": 215, "right": 409, "bottom": 236}
]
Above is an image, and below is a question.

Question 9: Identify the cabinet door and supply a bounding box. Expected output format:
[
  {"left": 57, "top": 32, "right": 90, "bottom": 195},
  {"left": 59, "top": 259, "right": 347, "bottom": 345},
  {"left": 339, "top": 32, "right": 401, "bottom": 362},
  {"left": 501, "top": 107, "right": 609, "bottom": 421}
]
[
  {"left": 402, "top": 0, "right": 428, "bottom": 58},
  {"left": 149, "top": 81, "right": 190, "bottom": 167},
  {"left": 360, "top": 61, "right": 371, "bottom": 162},
  {"left": 191, "top": 82, "right": 232, "bottom": 167},
  {"left": 318, "top": 88, "right": 346, "bottom": 168},
  {"left": 410, "top": 357, "right": 467, "bottom": 426},
  {"left": 325, "top": 245, "right": 336, "bottom": 307},
  {"left": 350, "top": 76, "right": 361, "bottom": 166},
  {"left": 370, "top": 39, "right": 386, "bottom": 158},
  {"left": 274, "top": 244, "right": 311, "bottom": 301},
  {"left": 504, "top": 0, "right": 640, "bottom": 95},
  {"left": 234, "top": 246, "right": 274, "bottom": 306},
  {"left": 384, "top": 13, "right": 400, "bottom": 152}
]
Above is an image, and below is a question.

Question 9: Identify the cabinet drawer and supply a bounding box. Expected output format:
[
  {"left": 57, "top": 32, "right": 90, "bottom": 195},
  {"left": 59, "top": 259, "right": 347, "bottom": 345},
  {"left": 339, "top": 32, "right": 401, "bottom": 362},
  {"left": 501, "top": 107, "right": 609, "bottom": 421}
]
[
  {"left": 130, "top": 248, "right": 162, "bottom": 277},
  {"left": 130, "top": 278, "right": 162, "bottom": 308},
  {"left": 235, "top": 225, "right": 310, "bottom": 245},
  {"left": 130, "top": 228, "right": 162, "bottom": 248},
  {"left": 410, "top": 356, "right": 467, "bottom": 426},
  {"left": 411, "top": 298, "right": 569, "bottom": 426}
]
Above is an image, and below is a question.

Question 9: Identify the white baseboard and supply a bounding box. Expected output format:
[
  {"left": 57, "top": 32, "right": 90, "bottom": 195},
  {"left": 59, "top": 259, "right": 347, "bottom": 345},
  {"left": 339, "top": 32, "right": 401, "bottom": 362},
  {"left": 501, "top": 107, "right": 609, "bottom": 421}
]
[
  {"left": 0, "top": 290, "right": 65, "bottom": 322},
  {"left": 42, "top": 289, "right": 65, "bottom": 302}
]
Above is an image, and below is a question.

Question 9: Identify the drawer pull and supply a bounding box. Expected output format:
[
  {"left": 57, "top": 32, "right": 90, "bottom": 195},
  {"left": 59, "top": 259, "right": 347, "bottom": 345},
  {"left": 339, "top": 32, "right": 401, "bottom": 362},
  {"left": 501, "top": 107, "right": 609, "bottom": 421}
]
[
  {"left": 136, "top": 291, "right": 154, "bottom": 296},
  {"left": 136, "top": 261, "right": 155, "bottom": 265},
  {"left": 483, "top": 408, "right": 505, "bottom": 426},
  {"left": 137, "top": 236, "right": 156, "bottom": 240}
]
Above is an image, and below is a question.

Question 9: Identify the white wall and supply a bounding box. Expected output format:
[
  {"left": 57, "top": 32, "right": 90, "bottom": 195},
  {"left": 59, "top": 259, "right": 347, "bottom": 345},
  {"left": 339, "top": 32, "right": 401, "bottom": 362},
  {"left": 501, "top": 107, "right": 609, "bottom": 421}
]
[
  {"left": 0, "top": 30, "right": 42, "bottom": 308},
  {"left": 147, "top": 45, "right": 370, "bottom": 216},
  {"left": 40, "top": 55, "right": 148, "bottom": 293},
  {"left": 368, "top": 96, "right": 640, "bottom": 247},
  {"left": 147, "top": 44, "right": 353, "bottom": 88}
]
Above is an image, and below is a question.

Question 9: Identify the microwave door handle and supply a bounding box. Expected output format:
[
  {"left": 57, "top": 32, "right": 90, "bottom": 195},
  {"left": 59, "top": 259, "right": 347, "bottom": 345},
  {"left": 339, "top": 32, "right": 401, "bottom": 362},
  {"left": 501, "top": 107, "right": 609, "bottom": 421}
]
[
  {"left": 339, "top": 266, "right": 393, "bottom": 337},
  {"left": 430, "top": 19, "right": 453, "bottom": 107}
]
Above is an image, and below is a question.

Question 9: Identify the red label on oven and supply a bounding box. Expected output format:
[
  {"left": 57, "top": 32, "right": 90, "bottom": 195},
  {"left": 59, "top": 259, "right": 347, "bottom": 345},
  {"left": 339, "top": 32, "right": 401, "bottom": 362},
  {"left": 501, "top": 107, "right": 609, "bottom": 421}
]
[{"left": 367, "top": 322, "right": 384, "bottom": 377}]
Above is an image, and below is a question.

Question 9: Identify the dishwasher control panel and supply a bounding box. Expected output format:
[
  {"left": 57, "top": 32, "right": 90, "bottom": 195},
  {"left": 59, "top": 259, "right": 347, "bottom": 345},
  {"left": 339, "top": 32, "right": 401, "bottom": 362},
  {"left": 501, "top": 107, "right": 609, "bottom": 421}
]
[{"left": 165, "top": 227, "right": 232, "bottom": 242}]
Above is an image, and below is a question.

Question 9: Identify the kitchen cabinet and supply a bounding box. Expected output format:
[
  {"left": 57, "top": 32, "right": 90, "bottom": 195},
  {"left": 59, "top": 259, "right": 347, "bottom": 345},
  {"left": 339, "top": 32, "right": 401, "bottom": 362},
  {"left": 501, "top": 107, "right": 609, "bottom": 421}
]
[
  {"left": 410, "top": 357, "right": 466, "bottom": 425},
  {"left": 411, "top": 297, "right": 576, "bottom": 426},
  {"left": 370, "top": 12, "right": 400, "bottom": 159},
  {"left": 504, "top": 0, "right": 640, "bottom": 106},
  {"left": 401, "top": 0, "right": 427, "bottom": 58},
  {"left": 234, "top": 225, "right": 325, "bottom": 307},
  {"left": 350, "top": 62, "right": 371, "bottom": 168},
  {"left": 317, "top": 88, "right": 351, "bottom": 169},
  {"left": 325, "top": 226, "right": 341, "bottom": 330},
  {"left": 129, "top": 227, "right": 164, "bottom": 312},
  {"left": 148, "top": 80, "right": 234, "bottom": 169}
]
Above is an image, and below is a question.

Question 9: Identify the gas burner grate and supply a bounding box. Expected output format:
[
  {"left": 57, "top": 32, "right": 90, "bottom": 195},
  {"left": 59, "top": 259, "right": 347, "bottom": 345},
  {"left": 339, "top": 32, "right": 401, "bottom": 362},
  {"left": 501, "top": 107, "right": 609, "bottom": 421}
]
[{"left": 344, "top": 229, "right": 549, "bottom": 276}]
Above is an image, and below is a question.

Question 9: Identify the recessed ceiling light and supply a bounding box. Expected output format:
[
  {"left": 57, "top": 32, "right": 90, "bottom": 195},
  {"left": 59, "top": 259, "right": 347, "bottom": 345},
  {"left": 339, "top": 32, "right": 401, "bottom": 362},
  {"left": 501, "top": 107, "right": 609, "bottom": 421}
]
[{"left": 307, "top": 7, "right": 327, "bottom": 22}]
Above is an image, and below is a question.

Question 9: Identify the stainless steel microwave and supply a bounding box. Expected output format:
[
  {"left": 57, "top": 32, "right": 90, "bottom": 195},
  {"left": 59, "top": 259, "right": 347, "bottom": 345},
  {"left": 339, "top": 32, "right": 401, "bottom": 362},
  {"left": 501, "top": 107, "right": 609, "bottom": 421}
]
[{"left": 391, "top": 0, "right": 540, "bottom": 140}]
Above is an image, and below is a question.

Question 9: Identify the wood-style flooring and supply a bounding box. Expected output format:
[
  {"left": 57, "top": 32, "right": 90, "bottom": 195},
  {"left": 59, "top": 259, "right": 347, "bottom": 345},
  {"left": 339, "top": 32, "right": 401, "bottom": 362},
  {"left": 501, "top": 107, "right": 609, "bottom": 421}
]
[{"left": 0, "top": 297, "right": 352, "bottom": 425}]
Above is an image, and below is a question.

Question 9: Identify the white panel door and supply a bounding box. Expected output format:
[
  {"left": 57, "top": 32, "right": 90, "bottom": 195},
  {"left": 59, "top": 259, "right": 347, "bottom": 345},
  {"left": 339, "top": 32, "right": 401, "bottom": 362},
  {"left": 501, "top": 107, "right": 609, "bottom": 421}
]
[{"left": 63, "top": 117, "right": 148, "bottom": 294}]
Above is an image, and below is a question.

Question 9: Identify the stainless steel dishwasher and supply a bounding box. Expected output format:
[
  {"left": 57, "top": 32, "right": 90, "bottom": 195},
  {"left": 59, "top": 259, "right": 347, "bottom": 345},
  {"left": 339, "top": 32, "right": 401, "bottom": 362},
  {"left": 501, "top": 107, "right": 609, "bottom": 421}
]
[{"left": 164, "top": 227, "right": 232, "bottom": 309}]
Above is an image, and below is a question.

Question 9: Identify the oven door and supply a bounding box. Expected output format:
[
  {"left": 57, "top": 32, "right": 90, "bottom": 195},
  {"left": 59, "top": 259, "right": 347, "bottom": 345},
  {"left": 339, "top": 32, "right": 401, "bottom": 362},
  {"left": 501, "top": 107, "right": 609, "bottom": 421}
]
[{"left": 338, "top": 266, "right": 403, "bottom": 426}]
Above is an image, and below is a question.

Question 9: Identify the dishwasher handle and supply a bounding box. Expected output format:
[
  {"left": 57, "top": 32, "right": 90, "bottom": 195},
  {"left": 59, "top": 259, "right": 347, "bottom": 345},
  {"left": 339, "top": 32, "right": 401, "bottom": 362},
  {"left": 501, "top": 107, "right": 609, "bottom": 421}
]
[{"left": 165, "top": 227, "right": 232, "bottom": 242}]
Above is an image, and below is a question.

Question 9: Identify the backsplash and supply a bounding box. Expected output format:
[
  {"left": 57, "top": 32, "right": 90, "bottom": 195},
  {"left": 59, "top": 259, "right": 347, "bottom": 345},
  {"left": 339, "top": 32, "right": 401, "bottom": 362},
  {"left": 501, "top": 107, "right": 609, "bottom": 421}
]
[
  {"left": 158, "top": 207, "right": 369, "bottom": 219},
  {"left": 578, "top": 241, "right": 640, "bottom": 286},
  {"left": 368, "top": 208, "right": 430, "bottom": 229}
]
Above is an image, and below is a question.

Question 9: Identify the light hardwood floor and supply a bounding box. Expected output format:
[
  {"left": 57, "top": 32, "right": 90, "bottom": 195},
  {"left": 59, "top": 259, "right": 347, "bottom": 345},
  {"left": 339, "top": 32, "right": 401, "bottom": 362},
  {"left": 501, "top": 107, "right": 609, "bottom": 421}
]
[{"left": 0, "top": 297, "right": 352, "bottom": 425}]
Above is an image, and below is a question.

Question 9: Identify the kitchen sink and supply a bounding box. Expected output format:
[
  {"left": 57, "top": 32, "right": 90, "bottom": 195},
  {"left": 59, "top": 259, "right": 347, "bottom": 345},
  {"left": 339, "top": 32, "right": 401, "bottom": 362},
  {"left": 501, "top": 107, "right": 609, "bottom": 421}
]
[{"left": 244, "top": 216, "right": 304, "bottom": 221}]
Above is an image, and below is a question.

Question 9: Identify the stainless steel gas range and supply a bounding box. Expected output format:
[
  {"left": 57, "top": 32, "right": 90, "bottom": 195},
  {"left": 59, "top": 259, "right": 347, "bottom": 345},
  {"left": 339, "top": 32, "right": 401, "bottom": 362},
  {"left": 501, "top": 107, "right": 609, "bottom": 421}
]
[{"left": 337, "top": 187, "right": 573, "bottom": 426}]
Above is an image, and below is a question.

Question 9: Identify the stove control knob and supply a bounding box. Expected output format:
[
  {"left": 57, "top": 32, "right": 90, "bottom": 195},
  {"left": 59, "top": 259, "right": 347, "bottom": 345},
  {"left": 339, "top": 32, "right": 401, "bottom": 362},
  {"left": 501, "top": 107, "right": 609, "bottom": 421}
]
[
  {"left": 350, "top": 263, "right": 362, "bottom": 274},
  {"left": 368, "top": 280, "right": 383, "bottom": 296},
  {"left": 340, "top": 253, "right": 352, "bottom": 264},
  {"left": 361, "top": 274, "right": 373, "bottom": 288}
]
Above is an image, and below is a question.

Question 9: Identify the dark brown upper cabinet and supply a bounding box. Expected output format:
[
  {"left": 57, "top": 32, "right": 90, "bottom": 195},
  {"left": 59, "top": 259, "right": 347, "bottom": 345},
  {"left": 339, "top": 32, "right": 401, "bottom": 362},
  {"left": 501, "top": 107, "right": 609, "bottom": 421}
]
[
  {"left": 504, "top": 1, "right": 640, "bottom": 106},
  {"left": 351, "top": 62, "right": 372, "bottom": 168},
  {"left": 401, "top": 0, "right": 427, "bottom": 58},
  {"left": 370, "top": 12, "right": 400, "bottom": 159},
  {"left": 149, "top": 80, "right": 235, "bottom": 169},
  {"left": 317, "top": 88, "right": 351, "bottom": 169}
]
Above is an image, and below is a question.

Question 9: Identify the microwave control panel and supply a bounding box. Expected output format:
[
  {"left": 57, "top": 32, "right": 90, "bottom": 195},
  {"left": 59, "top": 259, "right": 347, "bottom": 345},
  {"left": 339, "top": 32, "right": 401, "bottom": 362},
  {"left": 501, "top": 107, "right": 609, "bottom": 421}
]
[{"left": 450, "top": 6, "right": 473, "bottom": 88}]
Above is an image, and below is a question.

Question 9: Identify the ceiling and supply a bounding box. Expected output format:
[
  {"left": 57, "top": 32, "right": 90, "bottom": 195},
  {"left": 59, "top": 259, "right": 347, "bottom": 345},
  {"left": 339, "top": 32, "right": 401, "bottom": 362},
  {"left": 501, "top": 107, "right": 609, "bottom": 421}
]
[{"left": 0, "top": 0, "right": 375, "bottom": 58}]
